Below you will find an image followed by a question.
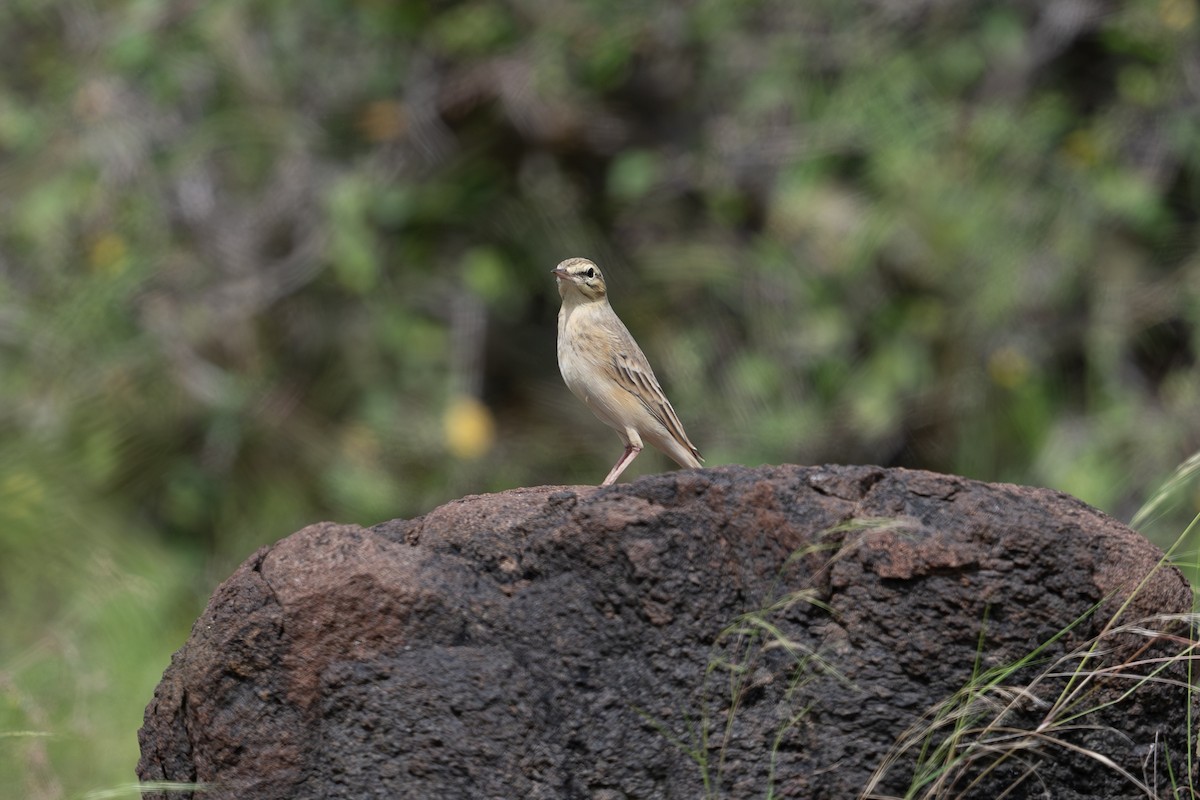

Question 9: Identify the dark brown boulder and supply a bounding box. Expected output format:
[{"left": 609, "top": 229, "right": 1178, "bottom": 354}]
[{"left": 137, "top": 465, "right": 1195, "bottom": 799}]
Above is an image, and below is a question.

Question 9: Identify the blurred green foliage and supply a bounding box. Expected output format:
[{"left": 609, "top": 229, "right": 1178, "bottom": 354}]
[{"left": 2, "top": 0, "right": 1199, "bottom": 795}]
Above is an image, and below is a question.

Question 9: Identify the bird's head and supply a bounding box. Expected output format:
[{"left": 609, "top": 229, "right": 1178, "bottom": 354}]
[{"left": 552, "top": 257, "right": 608, "bottom": 303}]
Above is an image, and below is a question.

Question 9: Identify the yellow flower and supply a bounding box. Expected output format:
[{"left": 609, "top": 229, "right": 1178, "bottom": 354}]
[{"left": 443, "top": 395, "right": 495, "bottom": 460}]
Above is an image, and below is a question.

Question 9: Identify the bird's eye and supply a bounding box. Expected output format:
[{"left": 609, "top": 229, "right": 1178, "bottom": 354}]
[{"left": 586, "top": 267, "right": 595, "bottom": 278}]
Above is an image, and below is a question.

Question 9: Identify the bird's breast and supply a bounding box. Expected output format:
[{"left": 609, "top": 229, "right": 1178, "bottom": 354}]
[
  {"left": 557, "top": 311, "right": 593, "bottom": 399},
  {"left": 557, "top": 304, "right": 616, "bottom": 409}
]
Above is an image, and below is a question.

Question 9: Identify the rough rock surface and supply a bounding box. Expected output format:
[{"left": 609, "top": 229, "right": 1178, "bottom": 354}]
[{"left": 138, "top": 464, "right": 1195, "bottom": 799}]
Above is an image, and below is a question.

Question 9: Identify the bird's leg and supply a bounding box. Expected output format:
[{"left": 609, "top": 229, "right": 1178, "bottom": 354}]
[{"left": 601, "top": 442, "right": 643, "bottom": 486}]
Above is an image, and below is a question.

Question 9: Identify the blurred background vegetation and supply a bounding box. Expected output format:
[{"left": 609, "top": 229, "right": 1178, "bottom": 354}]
[{"left": 2, "top": 0, "right": 1198, "bottom": 795}]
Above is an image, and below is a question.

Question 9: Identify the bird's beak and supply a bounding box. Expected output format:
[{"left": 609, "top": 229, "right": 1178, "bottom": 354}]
[{"left": 551, "top": 267, "right": 570, "bottom": 280}]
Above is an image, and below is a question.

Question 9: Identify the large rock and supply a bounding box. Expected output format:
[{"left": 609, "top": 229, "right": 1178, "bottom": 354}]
[{"left": 137, "top": 465, "right": 1194, "bottom": 799}]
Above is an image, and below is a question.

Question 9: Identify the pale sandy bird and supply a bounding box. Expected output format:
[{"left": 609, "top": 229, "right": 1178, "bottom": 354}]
[{"left": 553, "top": 257, "right": 703, "bottom": 486}]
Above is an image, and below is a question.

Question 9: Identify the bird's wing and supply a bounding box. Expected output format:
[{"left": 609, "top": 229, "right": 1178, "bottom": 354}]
[{"left": 604, "top": 332, "right": 703, "bottom": 461}]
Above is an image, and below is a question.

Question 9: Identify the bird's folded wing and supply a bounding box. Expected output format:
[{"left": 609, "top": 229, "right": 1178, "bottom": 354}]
[{"left": 609, "top": 350, "right": 701, "bottom": 458}]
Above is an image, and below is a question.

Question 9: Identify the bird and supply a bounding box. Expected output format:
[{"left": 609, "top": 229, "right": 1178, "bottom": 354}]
[{"left": 552, "top": 256, "right": 703, "bottom": 486}]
